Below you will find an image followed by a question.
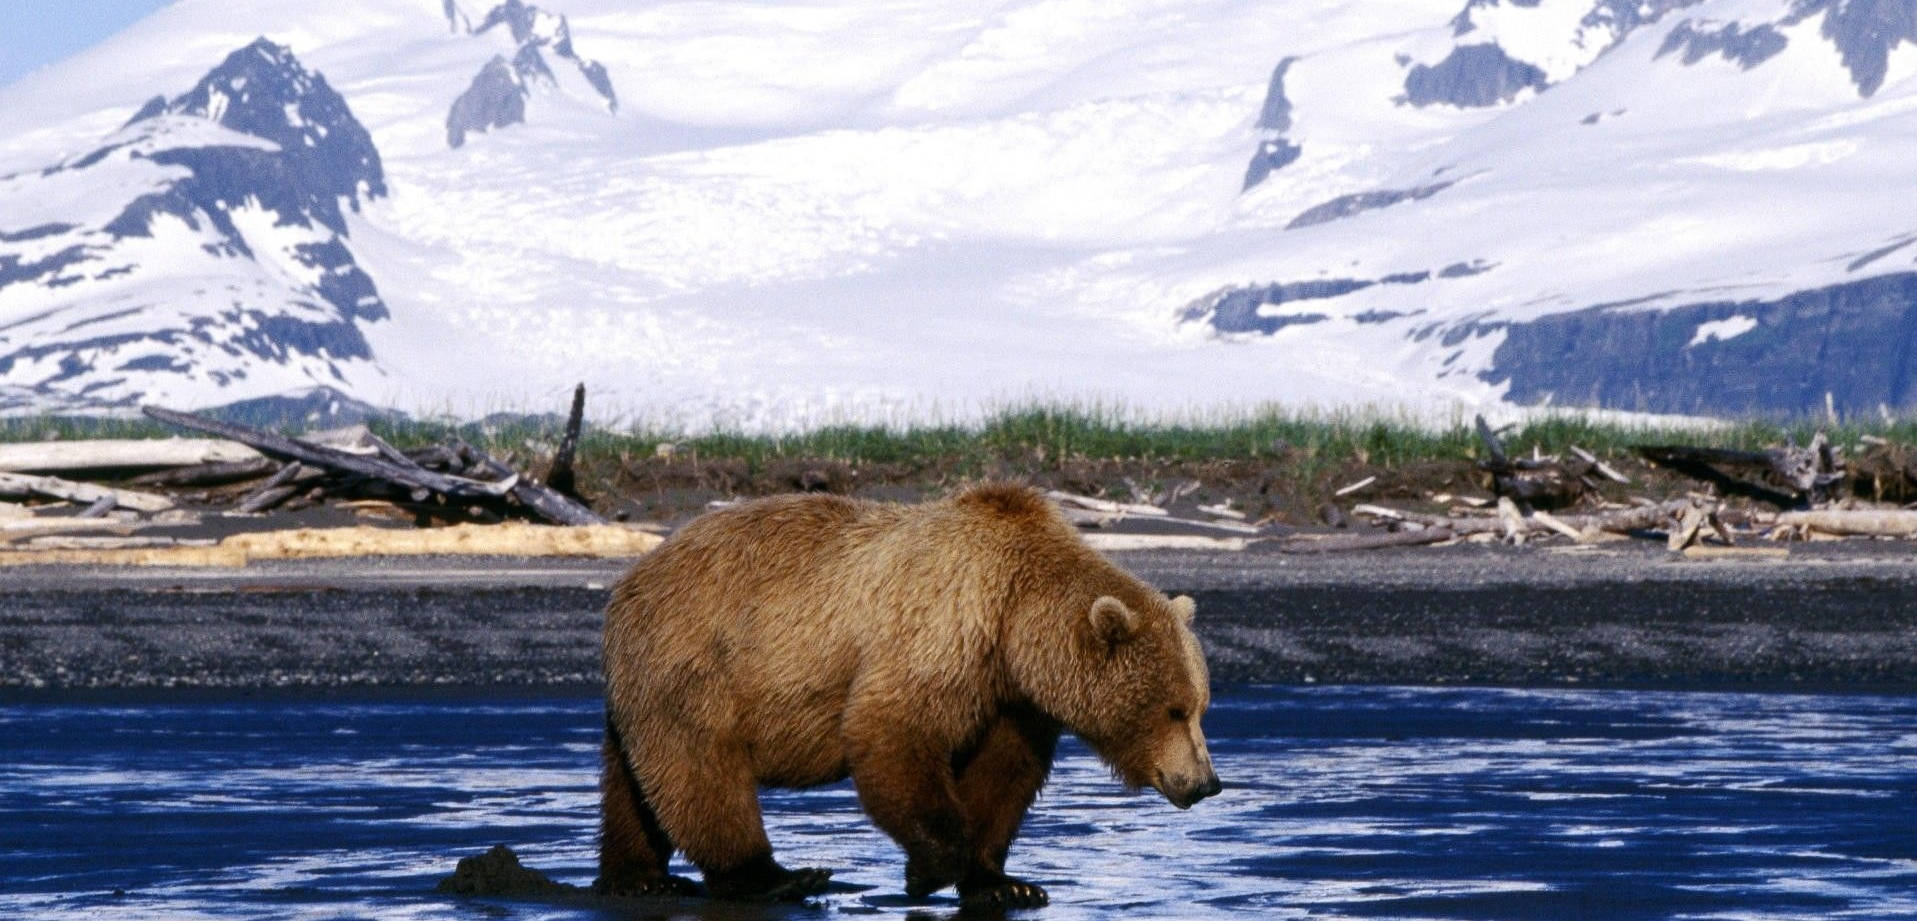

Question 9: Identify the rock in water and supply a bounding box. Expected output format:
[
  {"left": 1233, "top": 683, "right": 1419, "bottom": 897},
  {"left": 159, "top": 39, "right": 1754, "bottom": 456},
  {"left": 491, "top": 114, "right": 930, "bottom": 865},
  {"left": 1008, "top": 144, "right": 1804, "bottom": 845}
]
[{"left": 436, "top": 844, "right": 577, "bottom": 896}]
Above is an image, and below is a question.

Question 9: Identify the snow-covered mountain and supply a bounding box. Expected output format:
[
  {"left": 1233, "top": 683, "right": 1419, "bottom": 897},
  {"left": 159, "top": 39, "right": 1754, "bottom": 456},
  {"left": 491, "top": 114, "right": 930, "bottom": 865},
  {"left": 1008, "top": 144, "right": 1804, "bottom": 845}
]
[{"left": 3, "top": 0, "right": 1916, "bottom": 424}]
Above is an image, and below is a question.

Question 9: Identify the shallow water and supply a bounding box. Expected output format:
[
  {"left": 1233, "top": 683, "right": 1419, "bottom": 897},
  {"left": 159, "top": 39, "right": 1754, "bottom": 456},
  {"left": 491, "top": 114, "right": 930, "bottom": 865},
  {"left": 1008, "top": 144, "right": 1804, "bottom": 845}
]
[{"left": 2, "top": 687, "right": 1914, "bottom": 920}]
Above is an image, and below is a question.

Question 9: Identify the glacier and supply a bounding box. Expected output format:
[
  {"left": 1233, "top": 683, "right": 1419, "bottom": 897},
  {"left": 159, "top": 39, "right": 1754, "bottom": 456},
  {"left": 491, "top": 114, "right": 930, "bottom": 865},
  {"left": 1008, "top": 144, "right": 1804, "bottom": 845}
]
[{"left": 1, "top": 0, "right": 1916, "bottom": 427}]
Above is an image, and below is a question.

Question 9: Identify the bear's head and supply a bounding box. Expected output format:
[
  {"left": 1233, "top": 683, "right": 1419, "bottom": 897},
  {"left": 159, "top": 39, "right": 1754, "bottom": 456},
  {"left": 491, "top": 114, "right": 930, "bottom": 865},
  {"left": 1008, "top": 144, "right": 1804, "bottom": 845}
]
[{"left": 1037, "top": 591, "right": 1221, "bottom": 809}]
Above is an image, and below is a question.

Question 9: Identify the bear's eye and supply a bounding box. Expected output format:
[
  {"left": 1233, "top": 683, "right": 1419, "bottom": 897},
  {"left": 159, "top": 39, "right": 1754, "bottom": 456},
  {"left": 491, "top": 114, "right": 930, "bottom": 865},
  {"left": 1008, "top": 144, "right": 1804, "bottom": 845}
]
[{"left": 1168, "top": 707, "right": 1187, "bottom": 722}]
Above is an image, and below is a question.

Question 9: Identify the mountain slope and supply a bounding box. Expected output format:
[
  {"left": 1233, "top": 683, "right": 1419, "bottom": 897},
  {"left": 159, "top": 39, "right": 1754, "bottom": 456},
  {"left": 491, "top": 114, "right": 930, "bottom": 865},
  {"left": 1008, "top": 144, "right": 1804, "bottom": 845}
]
[
  {"left": 3, "top": 0, "right": 1916, "bottom": 423},
  {"left": 0, "top": 38, "right": 389, "bottom": 411}
]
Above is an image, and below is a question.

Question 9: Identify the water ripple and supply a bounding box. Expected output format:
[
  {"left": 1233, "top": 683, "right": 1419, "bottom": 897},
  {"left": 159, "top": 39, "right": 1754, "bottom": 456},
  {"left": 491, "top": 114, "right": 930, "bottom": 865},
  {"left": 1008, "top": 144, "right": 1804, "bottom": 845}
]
[{"left": 1, "top": 687, "right": 1913, "bottom": 920}]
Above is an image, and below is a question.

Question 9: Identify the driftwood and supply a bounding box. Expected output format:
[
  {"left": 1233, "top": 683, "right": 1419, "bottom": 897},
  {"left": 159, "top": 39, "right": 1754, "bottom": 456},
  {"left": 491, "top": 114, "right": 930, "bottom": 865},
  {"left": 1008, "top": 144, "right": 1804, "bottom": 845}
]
[
  {"left": 1, "top": 518, "right": 142, "bottom": 542},
  {"left": 0, "top": 438, "right": 262, "bottom": 473},
  {"left": 1046, "top": 490, "right": 1170, "bottom": 518},
  {"left": 0, "top": 523, "right": 664, "bottom": 567},
  {"left": 77, "top": 495, "right": 117, "bottom": 519},
  {"left": 1774, "top": 509, "right": 1917, "bottom": 537},
  {"left": 143, "top": 406, "right": 517, "bottom": 502},
  {"left": 234, "top": 462, "right": 318, "bottom": 514},
  {"left": 1682, "top": 545, "right": 1789, "bottom": 560},
  {"left": 0, "top": 471, "right": 174, "bottom": 513},
  {"left": 1060, "top": 505, "right": 1262, "bottom": 535},
  {"left": 1473, "top": 415, "right": 1586, "bottom": 508},
  {"left": 130, "top": 457, "right": 278, "bottom": 488},
  {"left": 1354, "top": 498, "right": 1694, "bottom": 538},
  {"left": 1081, "top": 533, "right": 1252, "bottom": 552},
  {"left": 22, "top": 535, "right": 211, "bottom": 551},
  {"left": 1196, "top": 503, "right": 1246, "bottom": 520},
  {"left": 456, "top": 443, "right": 605, "bottom": 526},
  {"left": 1569, "top": 445, "right": 1631, "bottom": 484},
  {"left": 1637, "top": 434, "right": 1841, "bottom": 507},
  {"left": 1279, "top": 527, "right": 1455, "bottom": 553},
  {"left": 548, "top": 383, "right": 585, "bottom": 500}
]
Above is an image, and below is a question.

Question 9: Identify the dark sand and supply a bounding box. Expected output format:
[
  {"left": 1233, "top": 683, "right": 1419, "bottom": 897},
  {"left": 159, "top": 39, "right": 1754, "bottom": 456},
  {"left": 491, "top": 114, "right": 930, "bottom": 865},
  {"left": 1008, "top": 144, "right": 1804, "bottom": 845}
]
[{"left": 3, "top": 542, "right": 1916, "bottom": 696}]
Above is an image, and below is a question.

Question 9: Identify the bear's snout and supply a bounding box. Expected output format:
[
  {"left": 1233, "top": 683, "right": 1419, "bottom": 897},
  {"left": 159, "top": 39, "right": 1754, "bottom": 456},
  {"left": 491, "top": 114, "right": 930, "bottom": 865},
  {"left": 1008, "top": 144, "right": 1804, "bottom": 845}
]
[{"left": 1157, "top": 769, "right": 1223, "bottom": 809}]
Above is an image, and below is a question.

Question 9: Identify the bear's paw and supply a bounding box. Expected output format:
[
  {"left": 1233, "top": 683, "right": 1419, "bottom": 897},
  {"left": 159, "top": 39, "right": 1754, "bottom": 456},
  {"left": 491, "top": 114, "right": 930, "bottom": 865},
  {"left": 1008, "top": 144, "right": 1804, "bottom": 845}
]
[
  {"left": 959, "top": 873, "right": 1050, "bottom": 911},
  {"left": 591, "top": 873, "right": 701, "bottom": 899}
]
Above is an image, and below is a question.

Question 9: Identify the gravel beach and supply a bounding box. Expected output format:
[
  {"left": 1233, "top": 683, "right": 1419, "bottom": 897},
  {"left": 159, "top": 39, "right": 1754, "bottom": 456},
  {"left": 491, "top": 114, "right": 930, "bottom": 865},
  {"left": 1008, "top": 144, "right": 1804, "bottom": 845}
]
[{"left": 3, "top": 542, "right": 1916, "bottom": 696}]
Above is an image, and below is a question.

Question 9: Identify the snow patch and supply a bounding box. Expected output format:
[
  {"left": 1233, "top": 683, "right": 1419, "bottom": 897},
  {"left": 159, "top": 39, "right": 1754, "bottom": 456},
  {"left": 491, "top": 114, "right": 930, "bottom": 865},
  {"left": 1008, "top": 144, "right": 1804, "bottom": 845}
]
[{"left": 1687, "top": 314, "right": 1756, "bottom": 346}]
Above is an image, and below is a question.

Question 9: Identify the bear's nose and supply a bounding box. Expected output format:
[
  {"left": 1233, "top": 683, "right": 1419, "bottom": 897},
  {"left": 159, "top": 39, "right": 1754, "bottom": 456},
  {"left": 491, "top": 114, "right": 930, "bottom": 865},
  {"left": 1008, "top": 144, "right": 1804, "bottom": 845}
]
[{"left": 1190, "top": 772, "right": 1222, "bottom": 804}]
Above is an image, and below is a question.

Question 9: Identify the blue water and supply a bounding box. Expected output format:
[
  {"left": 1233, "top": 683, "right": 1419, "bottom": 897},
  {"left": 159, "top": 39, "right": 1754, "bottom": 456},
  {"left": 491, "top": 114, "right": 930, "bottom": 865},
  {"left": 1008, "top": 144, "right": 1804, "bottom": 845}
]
[{"left": 2, "top": 687, "right": 1914, "bottom": 920}]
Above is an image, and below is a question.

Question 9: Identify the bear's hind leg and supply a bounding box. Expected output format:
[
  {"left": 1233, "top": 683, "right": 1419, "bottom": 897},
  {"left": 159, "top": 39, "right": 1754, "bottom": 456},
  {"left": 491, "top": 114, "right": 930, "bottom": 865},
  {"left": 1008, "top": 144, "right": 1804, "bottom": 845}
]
[
  {"left": 643, "top": 731, "right": 831, "bottom": 902},
  {"left": 596, "top": 722, "right": 698, "bottom": 897},
  {"left": 952, "top": 711, "right": 1059, "bottom": 910}
]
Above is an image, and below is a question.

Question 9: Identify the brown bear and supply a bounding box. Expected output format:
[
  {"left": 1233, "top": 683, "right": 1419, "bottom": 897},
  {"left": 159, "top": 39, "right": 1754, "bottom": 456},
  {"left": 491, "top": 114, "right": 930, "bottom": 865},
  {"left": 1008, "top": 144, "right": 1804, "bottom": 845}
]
[{"left": 597, "top": 483, "right": 1220, "bottom": 909}]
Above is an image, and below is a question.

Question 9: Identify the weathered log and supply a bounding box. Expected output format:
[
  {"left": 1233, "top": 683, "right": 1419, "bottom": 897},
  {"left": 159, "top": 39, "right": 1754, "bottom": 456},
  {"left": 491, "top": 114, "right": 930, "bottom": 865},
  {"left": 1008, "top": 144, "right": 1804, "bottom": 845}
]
[
  {"left": 0, "top": 438, "right": 263, "bottom": 473},
  {"left": 405, "top": 445, "right": 464, "bottom": 471},
  {"left": 0, "top": 471, "right": 174, "bottom": 513},
  {"left": 2, "top": 518, "right": 141, "bottom": 541},
  {"left": 131, "top": 457, "right": 280, "bottom": 488},
  {"left": 1529, "top": 509, "right": 1586, "bottom": 541},
  {"left": 1045, "top": 490, "right": 1170, "bottom": 517},
  {"left": 1473, "top": 414, "right": 1586, "bottom": 508},
  {"left": 1333, "top": 476, "right": 1377, "bottom": 497},
  {"left": 1569, "top": 445, "right": 1631, "bottom": 484},
  {"left": 457, "top": 444, "right": 605, "bottom": 526},
  {"left": 77, "top": 495, "right": 118, "bottom": 519},
  {"left": 1774, "top": 509, "right": 1917, "bottom": 537},
  {"left": 1355, "top": 499, "right": 1692, "bottom": 538},
  {"left": 142, "top": 406, "right": 516, "bottom": 501},
  {"left": 1681, "top": 545, "right": 1789, "bottom": 560},
  {"left": 1475, "top": 414, "right": 1511, "bottom": 469},
  {"left": 1637, "top": 436, "right": 1842, "bottom": 507},
  {"left": 548, "top": 383, "right": 586, "bottom": 500},
  {"left": 1280, "top": 527, "right": 1456, "bottom": 553},
  {"left": 233, "top": 462, "right": 319, "bottom": 514}
]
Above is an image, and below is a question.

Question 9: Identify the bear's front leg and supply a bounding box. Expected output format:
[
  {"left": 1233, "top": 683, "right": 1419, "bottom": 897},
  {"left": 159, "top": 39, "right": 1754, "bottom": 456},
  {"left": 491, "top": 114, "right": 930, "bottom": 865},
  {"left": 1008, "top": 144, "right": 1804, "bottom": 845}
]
[
  {"left": 952, "top": 710, "right": 1059, "bottom": 910},
  {"left": 845, "top": 729, "right": 972, "bottom": 899}
]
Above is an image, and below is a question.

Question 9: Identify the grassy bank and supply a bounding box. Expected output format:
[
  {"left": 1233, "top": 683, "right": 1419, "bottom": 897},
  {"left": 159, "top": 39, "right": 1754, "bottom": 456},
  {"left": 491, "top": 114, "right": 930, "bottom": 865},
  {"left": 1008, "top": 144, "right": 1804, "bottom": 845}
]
[{"left": 5, "top": 406, "right": 1904, "bottom": 522}]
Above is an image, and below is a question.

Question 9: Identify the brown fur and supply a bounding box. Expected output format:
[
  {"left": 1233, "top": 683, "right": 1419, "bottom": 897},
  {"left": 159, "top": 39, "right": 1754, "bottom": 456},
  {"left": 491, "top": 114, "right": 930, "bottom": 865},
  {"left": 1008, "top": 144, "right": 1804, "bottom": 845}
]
[{"left": 598, "top": 483, "right": 1217, "bottom": 904}]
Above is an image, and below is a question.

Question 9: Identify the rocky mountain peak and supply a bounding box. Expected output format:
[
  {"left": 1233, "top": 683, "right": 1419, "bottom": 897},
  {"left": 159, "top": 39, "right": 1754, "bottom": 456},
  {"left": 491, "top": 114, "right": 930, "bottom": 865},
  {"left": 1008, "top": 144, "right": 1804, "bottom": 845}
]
[
  {"left": 445, "top": 0, "right": 617, "bottom": 148},
  {"left": 129, "top": 37, "right": 386, "bottom": 208}
]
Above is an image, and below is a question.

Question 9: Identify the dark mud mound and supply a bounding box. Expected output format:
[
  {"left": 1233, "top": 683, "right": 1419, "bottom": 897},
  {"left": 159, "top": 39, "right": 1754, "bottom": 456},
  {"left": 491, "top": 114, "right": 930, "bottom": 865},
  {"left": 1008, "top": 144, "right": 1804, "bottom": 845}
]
[{"left": 436, "top": 844, "right": 577, "bottom": 897}]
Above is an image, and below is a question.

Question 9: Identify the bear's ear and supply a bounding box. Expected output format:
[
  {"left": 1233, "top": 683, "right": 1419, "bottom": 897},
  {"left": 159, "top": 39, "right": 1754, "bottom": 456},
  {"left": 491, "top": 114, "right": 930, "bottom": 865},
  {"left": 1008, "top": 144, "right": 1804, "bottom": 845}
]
[
  {"left": 1170, "top": 595, "right": 1196, "bottom": 624},
  {"left": 1088, "top": 595, "right": 1138, "bottom": 645}
]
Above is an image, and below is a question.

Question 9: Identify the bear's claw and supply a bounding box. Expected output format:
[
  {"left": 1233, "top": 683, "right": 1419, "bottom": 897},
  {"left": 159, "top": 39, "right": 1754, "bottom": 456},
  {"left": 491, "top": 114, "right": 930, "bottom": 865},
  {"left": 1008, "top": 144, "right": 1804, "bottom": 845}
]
[{"left": 959, "top": 876, "right": 1049, "bottom": 911}]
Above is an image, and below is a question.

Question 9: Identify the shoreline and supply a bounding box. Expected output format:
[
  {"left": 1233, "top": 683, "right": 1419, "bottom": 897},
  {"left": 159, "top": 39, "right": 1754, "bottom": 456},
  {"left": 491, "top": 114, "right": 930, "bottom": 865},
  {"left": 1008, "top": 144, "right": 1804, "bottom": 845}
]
[{"left": 4, "top": 544, "right": 1916, "bottom": 698}]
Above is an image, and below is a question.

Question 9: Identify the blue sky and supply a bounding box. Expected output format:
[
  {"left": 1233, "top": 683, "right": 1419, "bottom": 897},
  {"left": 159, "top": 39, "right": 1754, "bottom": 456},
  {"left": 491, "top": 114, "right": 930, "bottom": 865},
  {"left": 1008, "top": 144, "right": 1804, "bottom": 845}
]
[{"left": 0, "top": 0, "right": 174, "bottom": 88}]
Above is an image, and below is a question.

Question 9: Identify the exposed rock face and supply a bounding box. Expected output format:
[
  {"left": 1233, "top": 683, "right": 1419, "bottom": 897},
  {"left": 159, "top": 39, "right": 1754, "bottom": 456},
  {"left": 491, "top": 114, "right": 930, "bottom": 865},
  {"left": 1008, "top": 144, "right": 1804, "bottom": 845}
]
[
  {"left": 1287, "top": 181, "right": 1455, "bottom": 229},
  {"left": 119, "top": 38, "right": 386, "bottom": 238},
  {"left": 444, "top": 0, "right": 618, "bottom": 148},
  {"left": 1787, "top": 0, "right": 1917, "bottom": 96},
  {"left": 447, "top": 56, "right": 527, "bottom": 148},
  {"left": 1403, "top": 44, "right": 1548, "bottom": 107},
  {"left": 1657, "top": 19, "right": 1790, "bottom": 67},
  {"left": 1484, "top": 273, "right": 1917, "bottom": 414},
  {"left": 1243, "top": 57, "right": 1301, "bottom": 190},
  {"left": 0, "top": 38, "right": 390, "bottom": 410},
  {"left": 1181, "top": 270, "right": 1461, "bottom": 334}
]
